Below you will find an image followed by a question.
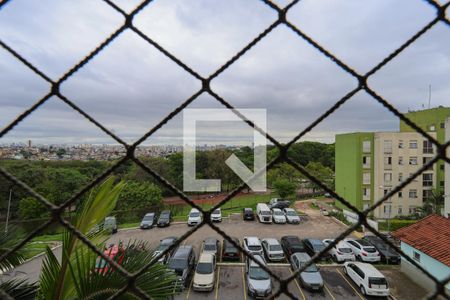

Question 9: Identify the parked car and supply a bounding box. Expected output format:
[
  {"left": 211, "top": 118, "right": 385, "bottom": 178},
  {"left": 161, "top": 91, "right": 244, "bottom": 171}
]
[
  {"left": 188, "top": 208, "right": 202, "bottom": 226},
  {"left": 256, "top": 203, "right": 272, "bottom": 223},
  {"left": 290, "top": 252, "right": 324, "bottom": 291},
  {"left": 320, "top": 208, "right": 329, "bottom": 216},
  {"left": 245, "top": 255, "right": 272, "bottom": 298},
  {"left": 155, "top": 236, "right": 177, "bottom": 263},
  {"left": 95, "top": 244, "right": 125, "bottom": 274},
  {"left": 168, "top": 245, "right": 196, "bottom": 287},
  {"left": 193, "top": 252, "right": 216, "bottom": 292},
  {"left": 243, "top": 208, "right": 255, "bottom": 221},
  {"left": 222, "top": 237, "right": 240, "bottom": 261},
  {"left": 280, "top": 236, "right": 306, "bottom": 257},
  {"left": 261, "top": 238, "right": 285, "bottom": 262},
  {"left": 268, "top": 198, "right": 290, "bottom": 210},
  {"left": 322, "top": 239, "right": 355, "bottom": 262},
  {"left": 272, "top": 208, "right": 287, "bottom": 224},
  {"left": 140, "top": 213, "right": 156, "bottom": 229},
  {"left": 243, "top": 236, "right": 264, "bottom": 256},
  {"left": 104, "top": 216, "right": 118, "bottom": 234},
  {"left": 343, "top": 262, "right": 390, "bottom": 297},
  {"left": 345, "top": 238, "right": 381, "bottom": 263},
  {"left": 210, "top": 208, "right": 222, "bottom": 222},
  {"left": 157, "top": 210, "right": 172, "bottom": 227},
  {"left": 283, "top": 208, "right": 300, "bottom": 224},
  {"left": 303, "top": 239, "right": 330, "bottom": 260},
  {"left": 363, "top": 235, "right": 400, "bottom": 264},
  {"left": 202, "top": 238, "right": 220, "bottom": 257}
]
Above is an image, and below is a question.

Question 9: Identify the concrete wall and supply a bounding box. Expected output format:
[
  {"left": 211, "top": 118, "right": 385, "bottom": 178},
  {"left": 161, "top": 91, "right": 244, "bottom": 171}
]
[{"left": 400, "top": 242, "right": 450, "bottom": 293}]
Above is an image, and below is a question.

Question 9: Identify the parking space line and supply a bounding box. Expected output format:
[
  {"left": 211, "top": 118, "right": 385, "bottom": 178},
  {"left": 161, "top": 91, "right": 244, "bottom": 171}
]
[
  {"left": 289, "top": 268, "right": 306, "bottom": 300},
  {"left": 324, "top": 283, "right": 336, "bottom": 300},
  {"left": 241, "top": 266, "right": 247, "bottom": 300},
  {"left": 220, "top": 240, "right": 223, "bottom": 262},
  {"left": 214, "top": 266, "right": 220, "bottom": 300},
  {"left": 185, "top": 276, "right": 194, "bottom": 300},
  {"left": 336, "top": 269, "right": 364, "bottom": 300}
]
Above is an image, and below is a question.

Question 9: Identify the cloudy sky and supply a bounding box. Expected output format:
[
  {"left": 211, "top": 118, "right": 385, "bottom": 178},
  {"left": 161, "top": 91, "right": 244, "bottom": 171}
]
[{"left": 0, "top": 0, "right": 449, "bottom": 146}]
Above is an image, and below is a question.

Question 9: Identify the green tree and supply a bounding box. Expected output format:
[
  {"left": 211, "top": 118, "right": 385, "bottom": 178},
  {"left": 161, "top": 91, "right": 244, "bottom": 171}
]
[
  {"left": 421, "top": 189, "right": 444, "bottom": 216},
  {"left": 305, "top": 162, "right": 334, "bottom": 191},
  {"left": 273, "top": 179, "right": 296, "bottom": 199},
  {"left": 116, "top": 181, "right": 162, "bottom": 210},
  {"left": 18, "top": 197, "right": 49, "bottom": 219}
]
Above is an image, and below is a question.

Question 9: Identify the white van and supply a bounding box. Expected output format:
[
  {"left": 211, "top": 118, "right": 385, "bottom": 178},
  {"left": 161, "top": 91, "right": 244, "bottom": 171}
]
[
  {"left": 256, "top": 203, "right": 272, "bottom": 223},
  {"left": 343, "top": 262, "right": 390, "bottom": 297}
]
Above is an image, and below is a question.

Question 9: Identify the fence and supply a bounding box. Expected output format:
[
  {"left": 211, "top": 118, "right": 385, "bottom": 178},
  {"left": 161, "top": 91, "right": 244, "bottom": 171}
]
[{"left": 1, "top": 0, "right": 449, "bottom": 299}]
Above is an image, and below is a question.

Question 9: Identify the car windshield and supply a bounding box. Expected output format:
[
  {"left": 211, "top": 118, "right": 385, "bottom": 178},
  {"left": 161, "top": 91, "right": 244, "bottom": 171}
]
[
  {"left": 269, "top": 245, "right": 282, "bottom": 251},
  {"left": 338, "top": 247, "right": 352, "bottom": 253},
  {"left": 196, "top": 262, "right": 213, "bottom": 274},
  {"left": 248, "top": 245, "right": 261, "bottom": 251},
  {"left": 292, "top": 244, "right": 305, "bottom": 251},
  {"left": 143, "top": 215, "right": 153, "bottom": 221},
  {"left": 160, "top": 213, "right": 169, "bottom": 219},
  {"left": 156, "top": 244, "right": 168, "bottom": 252},
  {"left": 190, "top": 212, "right": 200, "bottom": 217},
  {"left": 300, "top": 262, "right": 319, "bottom": 273},
  {"left": 261, "top": 211, "right": 271, "bottom": 216},
  {"left": 95, "top": 257, "right": 107, "bottom": 269},
  {"left": 286, "top": 211, "right": 297, "bottom": 216},
  {"left": 273, "top": 210, "right": 283, "bottom": 216},
  {"left": 168, "top": 258, "right": 187, "bottom": 270},
  {"left": 369, "top": 277, "right": 388, "bottom": 286},
  {"left": 363, "top": 247, "right": 377, "bottom": 253},
  {"left": 104, "top": 218, "right": 115, "bottom": 225},
  {"left": 204, "top": 244, "right": 216, "bottom": 251},
  {"left": 213, "top": 209, "right": 220, "bottom": 214},
  {"left": 249, "top": 266, "right": 269, "bottom": 280},
  {"left": 313, "top": 244, "right": 325, "bottom": 252}
]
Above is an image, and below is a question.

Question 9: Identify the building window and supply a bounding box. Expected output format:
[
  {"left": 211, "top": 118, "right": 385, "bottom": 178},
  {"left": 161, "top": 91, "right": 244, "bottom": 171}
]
[
  {"left": 384, "top": 140, "right": 392, "bottom": 153},
  {"left": 422, "top": 173, "right": 433, "bottom": 187},
  {"left": 429, "top": 125, "right": 435, "bottom": 131},
  {"left": 398, "top": 140, "right": 403, "bottom": 149},
  {"left": 399, "top": 173, "right": 403, "bottom": 182},
  {"left": 383, "top": 205, "right": 391, "bottom": 214},
  {"left": 363, "top": 173, "right": 371, "bottom": 185},
  {"left": 398, "top": 191, "right": 403, "bottom": 198},
  {"left": 398, "top": 206, "right": 403, "bottom": 214},
  {"left": 440, "top": 164, "right": 444, "bottom": 171},
  {"left": 440, "top": 122, "right": 445, "bottom": 129},
  {"left": 423, "top": 189, "right": 433, "bottom": 200},
  {"left": 423, "top": 140, "right": 433, "bottom": 154},
  {"left": 413, "top": 251, "right": 421, "bottom": 262},
  {"left": 363, "top": 188, "right": 371, "bottom": 200},
  {"left": 384, "top": 173, "right": 392, "bottom": 182},
  {"left": 384, "top": 156, "right": 392, "bottom": 165},
  {"left": 409, "top": 189, "right": 418, "bottom": 198},
  {"left": 362, "top": 141, "right": 371, "bottom": 153},
  {"left": 409, "top": 140, "right": 418, "bottom": 149},
  {"left": 423, "top": 157, "right": 433, "bottom": 169},
  {"left": 440, "top": 181, "right": 444, "bottom": 187},
  {"left": 409, "top": 157, "right": 418, "bottom": 165},
  {"left": 398, "top": 157, "right": 403, "bottom": 165},
  {"left": 362, "top": 156, "right": 371, "bottom": 168},
  {"left": 409, "top": 206, "right": 417, "bottom": 214},
  {"left": 383, "top": 188, "right": 390, "bottom": 195},
  {"left": 409, "top": 173, "right": 418, "bottom": 182}
]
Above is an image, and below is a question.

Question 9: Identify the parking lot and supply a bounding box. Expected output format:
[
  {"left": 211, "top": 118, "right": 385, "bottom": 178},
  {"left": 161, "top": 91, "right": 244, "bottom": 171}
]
[{"left": 107, "top": 214, "right": 427, "bottom": 300}]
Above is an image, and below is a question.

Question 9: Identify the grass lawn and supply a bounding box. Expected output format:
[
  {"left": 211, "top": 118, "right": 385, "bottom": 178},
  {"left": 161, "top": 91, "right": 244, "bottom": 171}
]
[
  {"left": 23, "top": 242, "right": 59, "bottom": 260},
  {"left": 31, "top": 233, "right": 63, "bottom": 242}
]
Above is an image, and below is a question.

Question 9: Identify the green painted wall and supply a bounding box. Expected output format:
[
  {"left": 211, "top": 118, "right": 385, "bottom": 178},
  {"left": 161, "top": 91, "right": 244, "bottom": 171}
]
[
  {"left": 335, "top": 133, "right": 374, "bottom": 211},
  {"left": 400, "top": 107, "right": 450, "bottom": 191}
]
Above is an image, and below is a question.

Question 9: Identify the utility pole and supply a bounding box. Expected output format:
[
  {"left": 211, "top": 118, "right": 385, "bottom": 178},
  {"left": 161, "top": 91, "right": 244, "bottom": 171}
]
[{"left": 5, "top": 188, "right": 12, "bottom": 233}]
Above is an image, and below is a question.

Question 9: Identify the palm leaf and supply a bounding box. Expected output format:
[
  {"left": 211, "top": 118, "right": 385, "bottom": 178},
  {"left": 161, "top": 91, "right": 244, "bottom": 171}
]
[
  {"left": 0, "top": 226, "right": 28, "bottom": 272},
  {"left": 0, "top": 278, "right": 38, "bottom": 300}
]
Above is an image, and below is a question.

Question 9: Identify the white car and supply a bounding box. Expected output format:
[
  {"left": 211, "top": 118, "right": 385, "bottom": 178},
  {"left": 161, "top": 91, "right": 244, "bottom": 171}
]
[
  {"left": 261, "top": 238, "right": 285, "bottom": 262},
  {"left": 283, "top": 208, "right": 300, "bottom": 224},
  {"left": 210, "top": 208, "right": 222, "bottom": 222},
  {"left": 272, "top": 208, "right": 287, "bottom": 224},
  {"left": 245, "top": 255, "right": 272, "bottom": 298},
  {"left": 322, "top": 239, "right": 355, "bottom": 262},
  {"left": 188, "top": 208, "right": 202, "bottom": 226},
  {"left": 243, "top": 236, "right": 264, "bottom": 256},
  {"left": 193, "top": 252, "right": 216, "bottom": 292},
  {"left": 343, "top": 262, "right": 390, "bottom": 297},
  {"left": 345, "top": 239, "right": 380, "bottom": 263}
]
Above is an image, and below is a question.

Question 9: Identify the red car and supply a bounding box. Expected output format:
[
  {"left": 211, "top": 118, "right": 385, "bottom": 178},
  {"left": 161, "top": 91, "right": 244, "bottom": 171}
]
[{"left": 95, "top": 244, "right": 125, "bottom": 274}]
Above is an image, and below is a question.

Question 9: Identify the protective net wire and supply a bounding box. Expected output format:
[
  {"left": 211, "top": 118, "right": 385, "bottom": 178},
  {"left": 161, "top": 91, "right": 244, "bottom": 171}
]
[{"left": 0, "top": 0, "right": 449, "bottom": 299}]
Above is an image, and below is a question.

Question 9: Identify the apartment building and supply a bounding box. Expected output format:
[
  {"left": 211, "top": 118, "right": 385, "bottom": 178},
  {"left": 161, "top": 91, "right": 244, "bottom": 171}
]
[{"left": 336, "top": 131, "right": 436, "bottom": 219}]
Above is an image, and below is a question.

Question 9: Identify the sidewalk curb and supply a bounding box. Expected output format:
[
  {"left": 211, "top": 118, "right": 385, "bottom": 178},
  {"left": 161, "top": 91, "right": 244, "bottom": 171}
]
[{"left": 331, "top": 216, "right": 364, "bottom": 238}]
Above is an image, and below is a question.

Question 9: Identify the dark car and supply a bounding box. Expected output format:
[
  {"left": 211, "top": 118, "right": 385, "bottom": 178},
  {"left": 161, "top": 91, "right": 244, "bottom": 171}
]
[
  {"left": 155, "top": 236, "right": 177, "bottom": 263},
  {"left": 303, "top": 239, "right": 330, "bottom": 260},
  {"left": 202, "top": 237, "right": 220, "bottom": 257},
  {"left": 168, "top": 245, "right": 196, "bottom": 287},
  {"left": 157, "top": 210, "right": 172, "bottom": 227},
  {"left": 269, "top": 198, "right": 291, "bottom": 210},
  {"left": 280, "top": 236, "right": 306, "bottom": 257},
  {"left": 363, "top": 235, "right": 400, "bottom": 264},
  {"left": 243, "top": 208, "right": 255, "bottom": 221},
  {"left": 222, "top": 237, "right": 240, "bottom": 261},
  {"left": 140, "top": 213, "right": 156, "bottom": 229}
]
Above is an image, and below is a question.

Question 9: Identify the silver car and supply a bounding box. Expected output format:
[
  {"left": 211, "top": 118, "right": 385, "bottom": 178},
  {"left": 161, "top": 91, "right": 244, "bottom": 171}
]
[
  {"left": 245, "top": 255, "right": 272, "bottom": 298},
  {"left": 290, "top": 252, "right": 324, "bottom": 291},
  {"left": 261, "top": 238, "right": 285, "bottom": 262}
]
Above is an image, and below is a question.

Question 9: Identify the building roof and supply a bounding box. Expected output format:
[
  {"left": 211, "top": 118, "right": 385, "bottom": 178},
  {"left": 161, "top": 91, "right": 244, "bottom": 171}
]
[{"left": 392, "top": 214, "right": 450, "bottom": 267}]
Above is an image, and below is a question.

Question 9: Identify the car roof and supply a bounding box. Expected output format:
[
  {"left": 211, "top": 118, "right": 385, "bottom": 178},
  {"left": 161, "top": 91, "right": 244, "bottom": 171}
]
[
  {"left": 292, "top": 252, "right": 312, "bottom": 262},
  {"left": 173, "top": 245, "right": 193, "bottom": 258},
  {"left": 204, "top": 238, "right": 218, "bottom": 244},
  {"left": 284, "top": 208, "right": 294, "bottom": 211},
  {"left": 144, "top": 213, "right": 155, "bottom": 216},
  {"left": 245, "top": 237, "right": 261, "bottom": 245},
  {"left": 249, "top": 255, "right": 265, "bottom": 266},
  {"left": 306, "top": 239, "right": 323, "bottom": 245},
  {"left": 349, "top": 262, "right": 385, "bottom": 277},
  {"left": 105, "top": 216, "right": 116, "bottom": 220},
  {"left": 160, "top": 210, "right": 170, "bottom": 214},
  {"left": 272, "top": 208, "right": 282, "bottom": 211},
  {"left": 355, "top": 239, "right": 374, "bottom": 247},
  {"left": 244, "top": 207, "right": 252, "bottom": 211},
  {"left": 282, "top": 235, "right": 300, "bottom": 242},
  {"left": 161, "top": 236, "right": 176, "bottom": 243},
  {"left": 199, "top": 252, "right": 215, "bottom": 263},
  {"left": 262, "top": 238, "right": 280, "bottom": 245},
  {"left": 190, "top": 208, "right": 200, "bottom": 212}
]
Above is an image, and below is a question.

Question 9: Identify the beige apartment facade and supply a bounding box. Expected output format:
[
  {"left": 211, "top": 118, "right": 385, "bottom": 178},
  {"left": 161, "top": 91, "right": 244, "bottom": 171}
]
[{"left": 372, "top": 132, "right": 436, "bottom": 219}]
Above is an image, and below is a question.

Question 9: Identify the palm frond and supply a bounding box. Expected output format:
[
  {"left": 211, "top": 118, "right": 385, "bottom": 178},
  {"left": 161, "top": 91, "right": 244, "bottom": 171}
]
[
  {"left": 0, "top": 226, "right": 28, "bottom": 272},
  {"left": 0, "top": 278, "right": 38, "bottom": 300}
]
